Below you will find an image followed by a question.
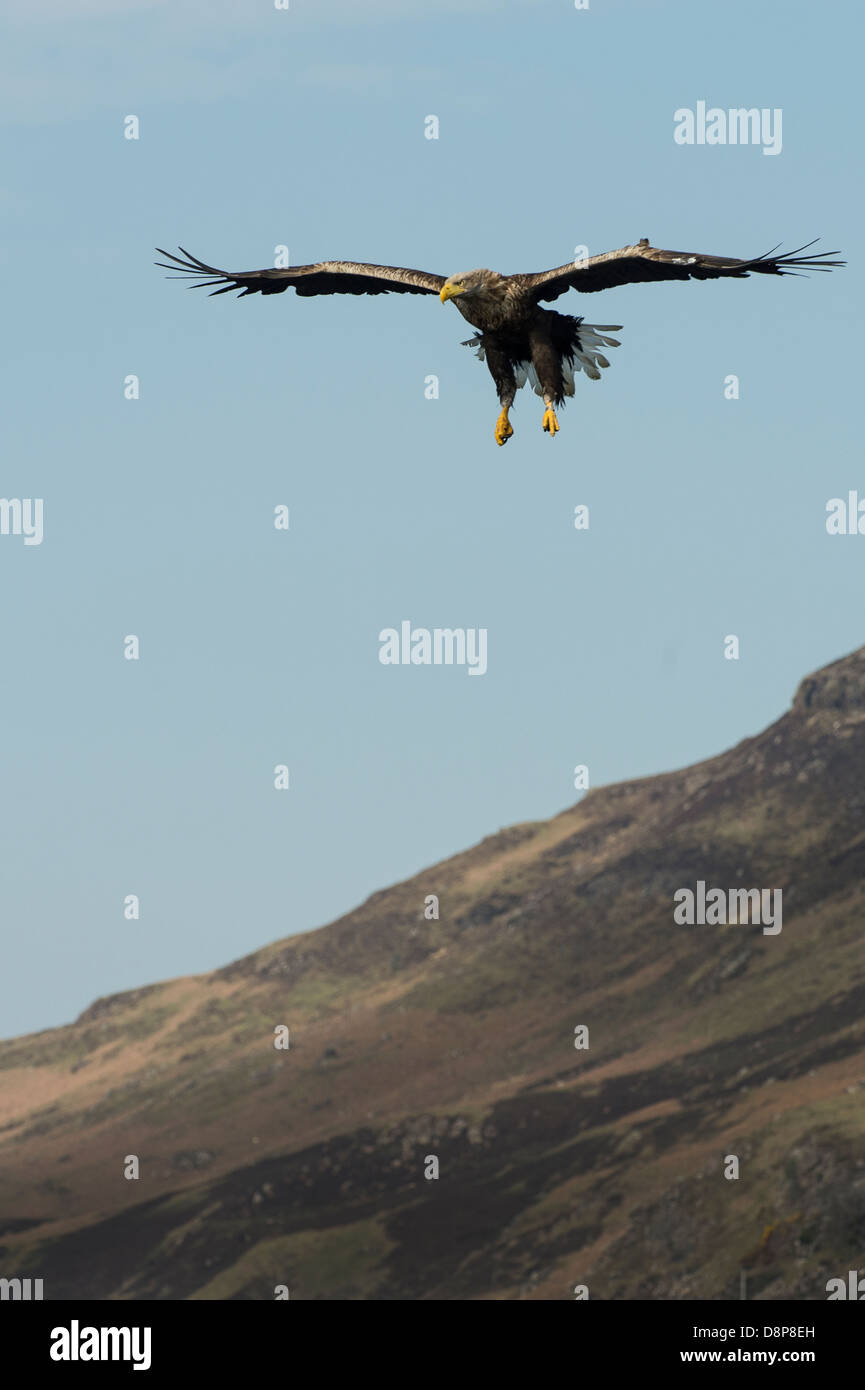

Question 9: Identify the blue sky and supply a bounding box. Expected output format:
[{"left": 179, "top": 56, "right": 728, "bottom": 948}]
[{"left": 1, "top": 0, "right": 860, "bottom": 1036}]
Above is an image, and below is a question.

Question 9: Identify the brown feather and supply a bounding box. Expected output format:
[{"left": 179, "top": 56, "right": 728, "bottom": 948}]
[
  {"left": 154, "top": 248, "right": 445, "bottom": 298},
  {"left": 518, "top": 240, "right": 845, "bottom": 301}
]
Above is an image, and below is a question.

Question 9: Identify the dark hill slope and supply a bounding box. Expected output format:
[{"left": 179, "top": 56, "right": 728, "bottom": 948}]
[{"left": 1, "top": 647, "right": 864, "bottom": 1299}]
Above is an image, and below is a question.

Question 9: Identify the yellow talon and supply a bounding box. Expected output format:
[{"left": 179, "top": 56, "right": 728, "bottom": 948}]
[
  {"left": 542, "top": 404, "right": 560, "bottom": 436},
  {"left": 494, "top": 408, "right": 514, "bottom": 446}
]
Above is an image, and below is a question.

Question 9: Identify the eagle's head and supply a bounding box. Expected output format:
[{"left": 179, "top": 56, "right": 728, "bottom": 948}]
[{"left": 440, "top": 269, "right": 495, "bottom": 304}]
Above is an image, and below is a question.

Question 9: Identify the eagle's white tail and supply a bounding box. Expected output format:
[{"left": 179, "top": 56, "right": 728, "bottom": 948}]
[{"left": 566, "top": 324, "right": 622, "bottom": 387}]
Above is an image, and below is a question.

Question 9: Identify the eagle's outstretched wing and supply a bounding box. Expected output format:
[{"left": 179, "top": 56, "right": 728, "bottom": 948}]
[
  {"left": 155, "top": 247, "right": 446, "bottom": 298},
  {"left": 519, "top": 240, "right": 845, "bottom": 302}
]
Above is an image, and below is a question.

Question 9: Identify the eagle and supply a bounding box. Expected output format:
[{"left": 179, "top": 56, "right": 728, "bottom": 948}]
[{"left": 156, "top": 239, "right": 843, "bottom": 446}]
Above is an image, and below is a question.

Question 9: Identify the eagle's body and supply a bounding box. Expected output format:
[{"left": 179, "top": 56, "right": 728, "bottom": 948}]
[
  {"left": 443, "top": 270, "right": 623, "bottom": 440},
  {"left": 157, "top": 239, "right": 843, "bottom": 445}
]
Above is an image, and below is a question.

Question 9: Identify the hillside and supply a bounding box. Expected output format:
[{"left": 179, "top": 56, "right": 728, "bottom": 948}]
[{"left": 2, "top": 647, "right": 865, "bottom": 1300}]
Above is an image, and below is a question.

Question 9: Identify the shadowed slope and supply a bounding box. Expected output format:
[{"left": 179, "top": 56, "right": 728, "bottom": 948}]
[{"left": 1, "top": 648, "right": 864, "bottom": 1299}]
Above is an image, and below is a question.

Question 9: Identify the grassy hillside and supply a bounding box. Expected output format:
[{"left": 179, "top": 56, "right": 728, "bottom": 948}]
[{"left": 2, "top": 648, "right": 864, "bottom": 1299}]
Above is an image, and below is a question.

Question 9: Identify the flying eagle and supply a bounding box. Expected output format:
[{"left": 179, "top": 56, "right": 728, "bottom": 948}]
[{"left": 156, "top": 240, "right": 843, "bottom": 446}]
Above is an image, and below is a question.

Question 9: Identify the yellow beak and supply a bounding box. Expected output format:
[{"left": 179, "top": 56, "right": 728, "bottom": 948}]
[{"left": 440, "top": 283, "right": 461, "bottom": 304}]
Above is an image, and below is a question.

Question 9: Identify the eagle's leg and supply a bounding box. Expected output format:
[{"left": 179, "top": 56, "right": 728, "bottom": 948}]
[
  {"left": 495, "top": 405, "right": 514, "bottom": 447},
  {"left": 528, "top": 323, "right": 563, "bottom": 438},
  {"left": 482, "top": 342, "right": 517, "bottom": 447},
  {"left": 541, "top": 394, "right": 560, "bottom": 437}
]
